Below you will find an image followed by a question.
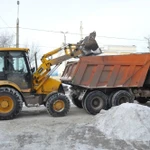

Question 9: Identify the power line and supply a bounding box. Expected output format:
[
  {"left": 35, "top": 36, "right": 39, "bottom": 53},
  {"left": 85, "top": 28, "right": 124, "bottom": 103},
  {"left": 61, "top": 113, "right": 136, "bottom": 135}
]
[
  {"left": 19, "top": 27, "right": 145, "bottom": 42},
  {"left": 0, "top": 16, "right": 16, "bottom": 35},
  {"left": 6, "top": 43, "right": 57, "bottom": 49},
  {"left": 19, "top": 44, "right": 57, "bottom": 49},
  {"left": 0, "top": 16, "right": 10, "bottom": 28},
  {"left": 19, "top": 27, "right": 61, "bottom": 34},
  {"left": 0, "top": 27, "right": 15, "bottom": 29},
  {"left": 0, "top": 26, "right": 146, "bottom": 42},
  {"left": 96, "top": 35, "right": 145, "bottom": 41},
  {"left": 69, "top": 32, "right": 146, "bottom": 41},
  {"left": 0, "top": 36, "right": 13, "bottom": 37}
]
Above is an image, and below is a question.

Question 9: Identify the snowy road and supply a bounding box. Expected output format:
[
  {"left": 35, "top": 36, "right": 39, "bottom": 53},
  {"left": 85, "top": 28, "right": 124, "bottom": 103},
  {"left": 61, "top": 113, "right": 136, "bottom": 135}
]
[{"left": 0, "top": 103, "right": 150, "bottom": 150}]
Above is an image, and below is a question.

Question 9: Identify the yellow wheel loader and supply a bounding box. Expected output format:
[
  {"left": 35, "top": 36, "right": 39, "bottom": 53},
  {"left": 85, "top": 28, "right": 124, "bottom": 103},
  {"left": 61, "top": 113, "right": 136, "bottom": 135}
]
[{"left": 0, "top": 31, "right": 100, "bottom": 120}]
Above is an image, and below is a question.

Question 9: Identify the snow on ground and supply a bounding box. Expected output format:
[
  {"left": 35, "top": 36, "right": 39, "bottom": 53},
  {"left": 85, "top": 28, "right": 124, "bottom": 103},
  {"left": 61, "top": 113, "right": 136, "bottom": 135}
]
[
  {"left": 95, "top": 103, "right": 150, "bottom": 141},
  {"left": 0, "top": 102, "right": 150, "bottom": 150}
]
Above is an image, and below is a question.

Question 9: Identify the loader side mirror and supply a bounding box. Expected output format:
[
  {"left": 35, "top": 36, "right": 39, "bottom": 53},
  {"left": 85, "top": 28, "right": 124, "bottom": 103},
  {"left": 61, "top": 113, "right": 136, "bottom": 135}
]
[{"left": 31, "top": 67, "right": 35, "bottom": 73}]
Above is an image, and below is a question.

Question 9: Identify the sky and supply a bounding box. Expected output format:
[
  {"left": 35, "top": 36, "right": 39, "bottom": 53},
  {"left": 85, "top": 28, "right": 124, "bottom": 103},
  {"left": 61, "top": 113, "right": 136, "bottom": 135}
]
[{"left": 0, "top": 0, "right": 150, "bottom": 54}]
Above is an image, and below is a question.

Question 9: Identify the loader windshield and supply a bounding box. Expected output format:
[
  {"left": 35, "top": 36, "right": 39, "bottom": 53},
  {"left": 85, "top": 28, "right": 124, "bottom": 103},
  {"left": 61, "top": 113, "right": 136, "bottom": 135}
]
[
  {"left": 7, "top": 52, "right": 27, "bottom": 73},
  {"left": 0, "top": 53, "right": 4, "bottom": 72}
]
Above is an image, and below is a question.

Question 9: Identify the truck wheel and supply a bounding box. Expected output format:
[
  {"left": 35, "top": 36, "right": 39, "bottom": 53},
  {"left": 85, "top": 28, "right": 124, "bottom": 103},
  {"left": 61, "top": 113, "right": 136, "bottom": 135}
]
[
  {"left": 107, "top": 91, "right": 116, "bottom": 109},
  {"left": 0, "top": 87, "right": 23, "bottom": 120},
  {"left": 136, "top": 97, "right": 148, "bottom": 104},
  {"left": 82, "top": 90, "right": 107, "bottom": 115},
  {"left": 46, "top": 93, "right": 70, "bottom": 117},
  {"left": 70, "top": 94, "right": 83, "bottom": 108},
  {"left": 112, "top": 90, "right": 134, "bottom": 106}
]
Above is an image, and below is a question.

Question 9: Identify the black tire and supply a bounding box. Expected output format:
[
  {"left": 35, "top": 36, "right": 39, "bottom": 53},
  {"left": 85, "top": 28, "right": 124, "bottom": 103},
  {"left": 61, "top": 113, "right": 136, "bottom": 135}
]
[
  {"left": 43, "top": 91, "right": 58, "bottom": 107},
  {"left": 136, "top": 97, "right": 148, "bottom": 104},
  {"left": 107, "top": 91, "right": 116, "bottom": 109},
  {"left": 0, "top": 87, "right": 23, "bottom": 120},
  {"left": 112, "top": 90, "right": 134, "bottom": 106},
  {"left": 46, "top": 92, "right": 70, "bottom": 117},
  {"left": 70, "top": 94, "right": 83, "bottom": 108},
  {"left": 82, "top": 90, "right": 107, "bottom": 115}
]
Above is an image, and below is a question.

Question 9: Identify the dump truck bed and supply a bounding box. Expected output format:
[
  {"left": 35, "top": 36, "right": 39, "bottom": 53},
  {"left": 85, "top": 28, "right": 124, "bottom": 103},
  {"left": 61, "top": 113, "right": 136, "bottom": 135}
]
[{"left": 61, "top": 53, "right": 150, "bottom": 88}]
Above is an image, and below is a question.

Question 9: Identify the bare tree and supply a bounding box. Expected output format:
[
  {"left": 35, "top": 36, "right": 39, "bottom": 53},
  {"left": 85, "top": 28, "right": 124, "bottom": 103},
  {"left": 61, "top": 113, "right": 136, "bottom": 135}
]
[
  {"left": 0, "top": 31, "right": 14, "bottom": 47},
  {"left": 24, "top": 42, "right": 40, "bottom": 67}
]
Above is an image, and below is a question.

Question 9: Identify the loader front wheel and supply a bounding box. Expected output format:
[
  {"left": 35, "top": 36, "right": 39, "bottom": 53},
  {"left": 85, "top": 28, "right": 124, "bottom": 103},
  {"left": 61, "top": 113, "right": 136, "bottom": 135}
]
[
  {"left": 0, "top": 87, "right": 23, "bottom": 120},
  {"left": 83, "top": 90, "right": 107, "bottom": 115},
  {"left": 46, "top": 93, "right": 70, "bottom": 117}
]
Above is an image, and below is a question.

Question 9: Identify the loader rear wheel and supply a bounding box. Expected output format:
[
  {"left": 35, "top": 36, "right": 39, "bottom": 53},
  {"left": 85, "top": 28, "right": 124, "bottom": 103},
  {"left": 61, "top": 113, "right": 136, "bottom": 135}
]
[
  {"left": 112, "top": 90, "right": 134, "bottom": 106},
  {"left": 83, "top": 90, "right": 107, "bottom": 115},
  {"left": 0, "top": 87, "right": 23, "bottom": 120},
  {"left": 136, "top": 97, "right": 148, "bottom": 104},
  {"left": 70, "top": 94, "right": 83, "bottom": 108},
  {"left": 46, "top": 93, "right": 70, "bottom": 117}
]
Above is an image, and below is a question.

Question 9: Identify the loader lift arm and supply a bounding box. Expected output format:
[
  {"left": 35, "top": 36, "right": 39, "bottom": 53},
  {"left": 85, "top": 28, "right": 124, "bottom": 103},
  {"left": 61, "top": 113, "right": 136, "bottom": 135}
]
[
  {"left": 32, "top": 31, "right": 101, "bottom": 90},
  {"left": 33, "top": 44, "right": 81, "bottom": 83}
]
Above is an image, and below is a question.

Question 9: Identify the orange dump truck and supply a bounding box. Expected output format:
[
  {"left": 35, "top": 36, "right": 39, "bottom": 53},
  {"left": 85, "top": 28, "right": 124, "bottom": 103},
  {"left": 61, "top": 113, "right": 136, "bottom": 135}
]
[{"left": 61, "top": 53, "right": 150, "bottom": 115}]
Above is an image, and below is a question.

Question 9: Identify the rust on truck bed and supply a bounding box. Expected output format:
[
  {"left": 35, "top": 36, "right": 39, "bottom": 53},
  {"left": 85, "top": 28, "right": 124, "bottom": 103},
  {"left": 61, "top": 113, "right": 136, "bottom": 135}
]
[{"left": 61, "top": 53, "right": 150, "bottom": 88}]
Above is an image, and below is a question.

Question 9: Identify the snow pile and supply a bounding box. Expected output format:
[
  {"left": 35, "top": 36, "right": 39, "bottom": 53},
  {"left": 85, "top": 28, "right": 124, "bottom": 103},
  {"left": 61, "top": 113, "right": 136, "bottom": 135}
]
[{"left": 95, "top": 103, "right": 150, "bottom": 141}]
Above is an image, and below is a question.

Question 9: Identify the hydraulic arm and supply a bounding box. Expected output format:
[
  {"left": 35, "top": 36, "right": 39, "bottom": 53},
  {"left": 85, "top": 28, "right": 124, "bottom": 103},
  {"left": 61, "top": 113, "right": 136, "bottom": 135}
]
[{"left": 32, "top": 31, "right": 101, "bottom": 90}]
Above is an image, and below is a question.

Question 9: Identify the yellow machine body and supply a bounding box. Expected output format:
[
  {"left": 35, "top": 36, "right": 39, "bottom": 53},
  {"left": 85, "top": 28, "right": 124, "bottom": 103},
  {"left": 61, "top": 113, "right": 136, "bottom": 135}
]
[{"left": 0, "top": 32, "right": 100, "bottom": 119}]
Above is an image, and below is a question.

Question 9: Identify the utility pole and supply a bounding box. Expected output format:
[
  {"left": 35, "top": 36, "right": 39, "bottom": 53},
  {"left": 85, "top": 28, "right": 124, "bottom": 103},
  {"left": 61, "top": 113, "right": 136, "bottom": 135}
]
[
  {"left": 16, "top": 1, "right": 20, "bottom": 48},
  {"left": 145, "top": 37, "right": 150, "bottom": 52},
  {"left": 80, "top": 21, "right": 83, "bottom": 40},
  {"left": 60, "top": 31, "right": 68, "bottom": 67},
  {"left": 61, "top": 31, "right": 68, "bottom": 46}
]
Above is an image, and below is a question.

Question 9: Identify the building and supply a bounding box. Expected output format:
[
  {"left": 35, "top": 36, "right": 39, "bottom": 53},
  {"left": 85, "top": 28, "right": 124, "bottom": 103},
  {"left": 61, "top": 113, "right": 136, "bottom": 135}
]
[{"left": 101, "top": 45, "right": 136, "bottom": 55}]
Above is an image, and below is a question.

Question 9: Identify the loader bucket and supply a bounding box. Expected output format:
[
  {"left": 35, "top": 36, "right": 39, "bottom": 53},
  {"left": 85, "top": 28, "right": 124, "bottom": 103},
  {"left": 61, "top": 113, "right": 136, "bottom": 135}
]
[
  {"left": 79, "top": 31, "right": 102, "bottom": 56},
  {"left": 84, "top": 31, "right": 98, "bottom": 51}
]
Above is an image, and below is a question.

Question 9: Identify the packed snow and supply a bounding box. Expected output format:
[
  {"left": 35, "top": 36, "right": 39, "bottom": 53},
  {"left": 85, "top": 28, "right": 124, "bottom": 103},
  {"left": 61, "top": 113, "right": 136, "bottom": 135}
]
[
  {"left": 95, "top": 103, "right": 150, "bottom": 141},
  {"left": 0, "top": 103, "right": 150, "bottom": 149}
]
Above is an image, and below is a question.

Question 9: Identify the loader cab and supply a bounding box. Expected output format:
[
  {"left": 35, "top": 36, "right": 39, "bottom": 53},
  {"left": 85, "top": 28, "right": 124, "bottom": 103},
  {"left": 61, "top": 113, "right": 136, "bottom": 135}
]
[{"left": 0, "top": 48, "right": 32, "bottom": 90}]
